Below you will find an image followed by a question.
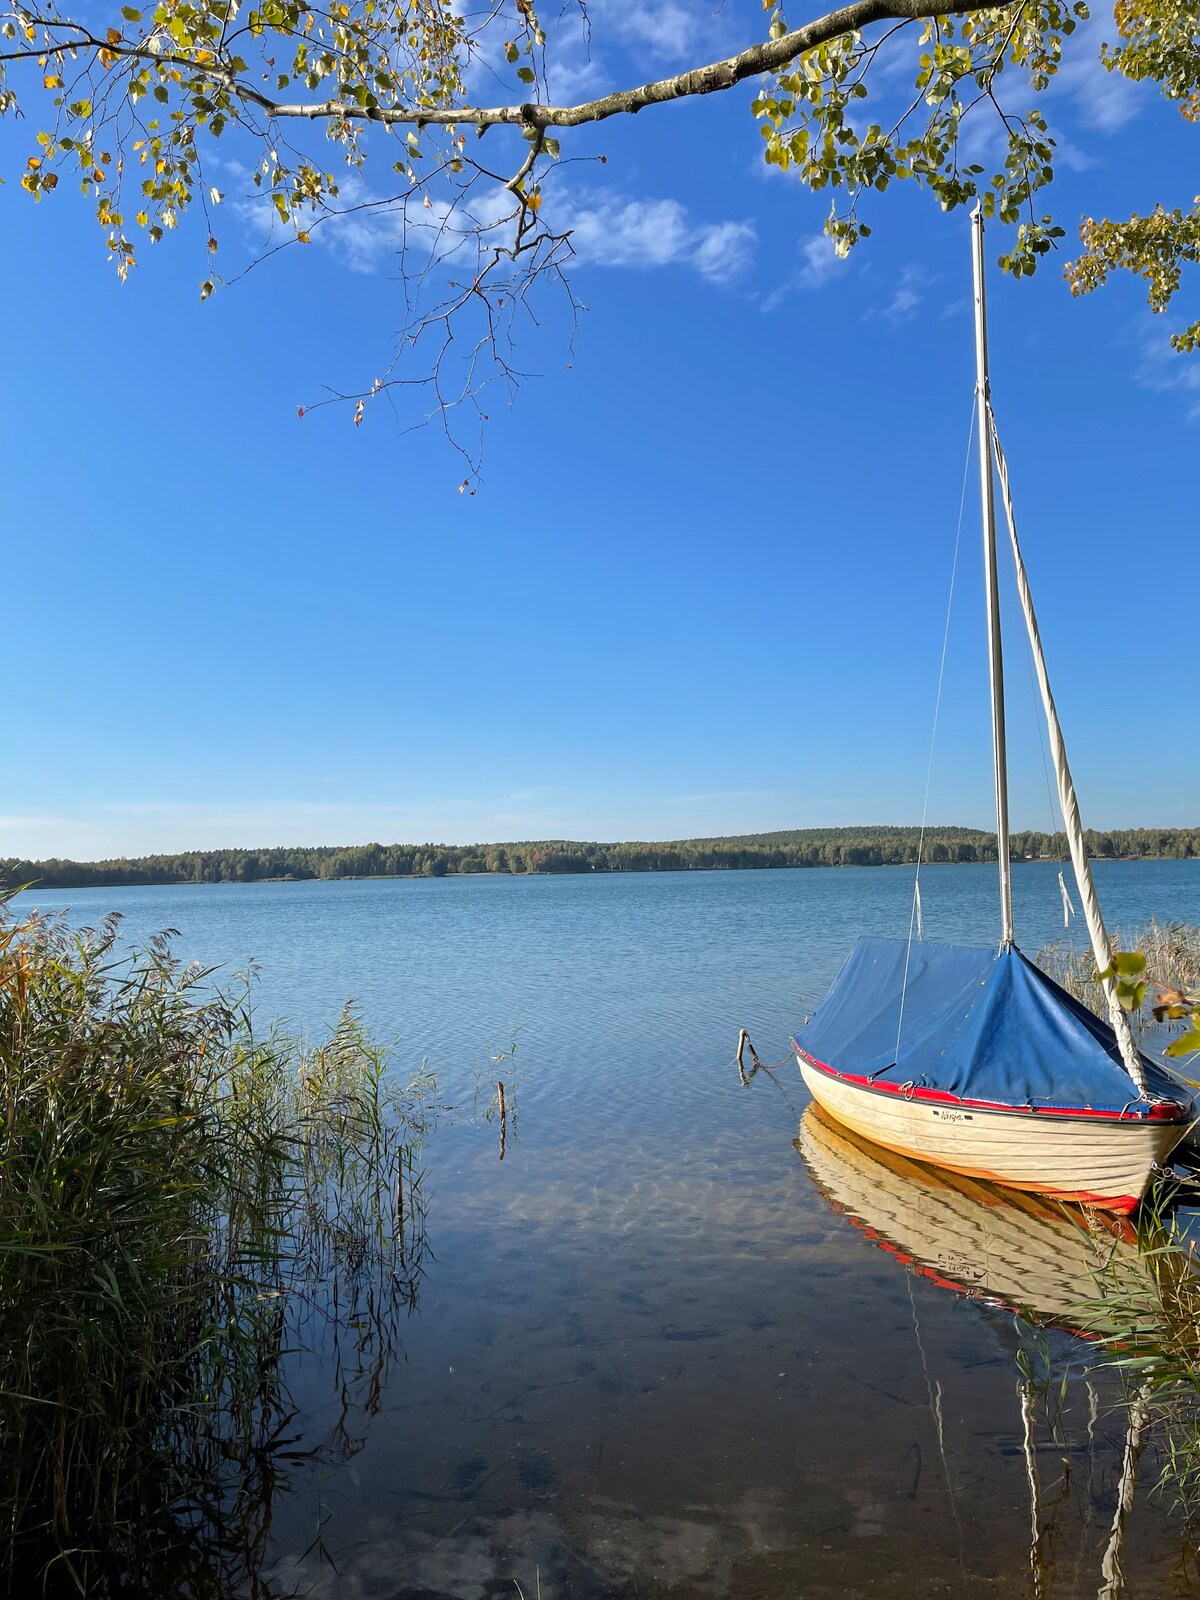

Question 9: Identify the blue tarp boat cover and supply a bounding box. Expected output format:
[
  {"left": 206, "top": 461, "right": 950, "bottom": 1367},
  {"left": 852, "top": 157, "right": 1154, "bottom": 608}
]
[{"left": 794, "top": 936, "right": 1190, "bottom": 1114}]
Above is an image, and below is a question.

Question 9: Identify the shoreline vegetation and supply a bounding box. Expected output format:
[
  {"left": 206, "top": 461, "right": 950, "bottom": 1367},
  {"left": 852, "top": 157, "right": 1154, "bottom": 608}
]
[
  {"left": 0, "top": 899, "right": 435, "bottom": 1595},
  {"left": 5, "top": 824, "right": 1200, "bottom": 891}
]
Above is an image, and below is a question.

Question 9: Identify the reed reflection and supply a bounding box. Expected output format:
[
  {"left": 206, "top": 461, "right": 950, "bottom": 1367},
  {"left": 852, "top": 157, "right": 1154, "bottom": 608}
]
[{"left": 796, "top": 1105, "right": 1200, "bottom": 1599}]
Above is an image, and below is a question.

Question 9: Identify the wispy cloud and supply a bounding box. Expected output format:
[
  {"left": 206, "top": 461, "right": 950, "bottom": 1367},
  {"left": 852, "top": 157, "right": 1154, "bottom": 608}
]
[
  {"left": 1135, "top": 329, "right": 1200, "bottom": 421},
  {"left": 611, "top": 0, "right": 711, "bottom": 59},
  {"left": 865, "top": 263, "right": 929, "bottom": 324},
  {"left": 566, "top": 197, "right": 755, "bottom": 283},
  {"left": 761, "top": 232, "right": 845, "bottom": 311},
  {"left": 1052, "top": 35, "right": 1146, "bottom": 133},
  {"left": 243, "top": 171, "right": 756, "bottom": 287},
  {"left": 530, "top": 0, "right": 742, "bottom": 111},
  {"left": 232, "top": 170, "right": 517, "bottom": 276}
]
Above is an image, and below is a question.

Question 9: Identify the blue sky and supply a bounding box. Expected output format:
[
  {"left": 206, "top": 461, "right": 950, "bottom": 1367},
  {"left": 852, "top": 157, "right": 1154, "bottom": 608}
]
[{"left": 1, "top": 0, "right": 1196, "bottom": 858}]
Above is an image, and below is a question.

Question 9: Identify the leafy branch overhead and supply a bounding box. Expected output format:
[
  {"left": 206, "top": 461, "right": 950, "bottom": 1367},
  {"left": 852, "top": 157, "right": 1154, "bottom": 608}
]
[{"left": 3, "top": 0, "right": 1196, "bottom": 434}]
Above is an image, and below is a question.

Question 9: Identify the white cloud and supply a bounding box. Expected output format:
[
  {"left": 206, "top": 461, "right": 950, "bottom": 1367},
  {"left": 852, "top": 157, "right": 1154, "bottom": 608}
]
[
  {"left": 578, "top": 0, "right": 739, "bottom": 67},
  {"left": 232, "top": 172, "right": 519, "bottom": 276},
  {"left": 760, "top": 232, "right": 845, "bottom": 311},
  {"left": 233, "top": 161, "right": 753, "bottom": 287},
  {"left": 501, "top": 0, "right": 740, "bottom": 112},
  {"left": 1052, "top": 38, "right": 1145, "bottom": 133},
  {"left": 544, "top": 49, "right": 607, "bottom": 104},
  {"left": 691, "top": 220, "right": 756, "bottom": 284},
  {"left": 796, "top": 233, "right": 841, "bottom": 288},
  {"left": 565, "top": 197, "right": 754, "bottom": 282},
  {"left": 865, "top": 263, "right": 929, "bottom": 324},
  {"left": 1135, "top": 330, "right": 1200, "bottom": 422},
  {"left": 612, "top": 0, "right": 709, "bottom": 59}
]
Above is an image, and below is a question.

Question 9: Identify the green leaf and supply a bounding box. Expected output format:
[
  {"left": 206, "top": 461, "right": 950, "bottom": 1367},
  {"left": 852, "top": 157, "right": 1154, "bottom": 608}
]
[
  {"left": 121, "top": 5, "right": 143, "bottom": 18},
  {"left": 1166, "top": 1030, "right": 1200, "bottom": 1059},
  {"left": 1112, "top": 951, "right": 1146, "bottom": 976},
  {"left": 517, "top": 66, "right": 535, "bottom": 85},
  {"left": 1116, "top": 977, "right": 1147, "bottom": 1012}
]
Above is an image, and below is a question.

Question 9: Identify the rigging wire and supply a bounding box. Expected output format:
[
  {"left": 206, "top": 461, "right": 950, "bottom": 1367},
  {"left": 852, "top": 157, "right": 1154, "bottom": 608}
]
[
  {"left": 894, "top": 400, "right": 976, "bottom": 1070},
  {"left": 1014, "top": 520, "right": 1075, "bottom": 929}
]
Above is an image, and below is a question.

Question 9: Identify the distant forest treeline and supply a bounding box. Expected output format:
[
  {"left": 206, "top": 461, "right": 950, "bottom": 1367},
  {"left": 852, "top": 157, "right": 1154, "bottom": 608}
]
[{"left": 4, "top": 826, "right": 1200, "bottom": 890}]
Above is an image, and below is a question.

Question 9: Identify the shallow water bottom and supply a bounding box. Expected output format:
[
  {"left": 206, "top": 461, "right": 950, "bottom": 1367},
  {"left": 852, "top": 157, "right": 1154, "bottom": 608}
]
[{"left": 258, "top": 1102, "right": 1200, "bottom": 1600}]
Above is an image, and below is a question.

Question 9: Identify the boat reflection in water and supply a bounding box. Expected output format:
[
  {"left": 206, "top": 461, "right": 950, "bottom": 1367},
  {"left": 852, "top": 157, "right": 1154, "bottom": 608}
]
[
  {"left": 797, "top": 1102, "right": 1141, "bottom": 1337},
  {"left": 797, "top": 1104, "right": 1170, "bottom": 1599}
]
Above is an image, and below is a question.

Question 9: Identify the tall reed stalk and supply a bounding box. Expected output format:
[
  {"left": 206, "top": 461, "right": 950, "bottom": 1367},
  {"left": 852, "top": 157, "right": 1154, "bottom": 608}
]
[{"left": 0, "top": 899, "right": 433, "bottom": 1596}]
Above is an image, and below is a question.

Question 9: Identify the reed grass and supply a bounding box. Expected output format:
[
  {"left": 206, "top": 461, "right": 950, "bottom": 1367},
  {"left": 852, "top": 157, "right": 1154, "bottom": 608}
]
[
  {"left": 1073, "top": 1180, "right": 1200, "bottom": 1519},
  {"left": 1036, "top": 919, "right": 1200, "bottom": 1046},
  {"left": 0, "top": 897, "right": 433, "bottom": 1596}
]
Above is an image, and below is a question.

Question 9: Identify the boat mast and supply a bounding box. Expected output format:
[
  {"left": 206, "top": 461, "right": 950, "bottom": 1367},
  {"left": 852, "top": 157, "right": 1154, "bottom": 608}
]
[{"left": 971, "top": 206, "right": 1014, "bottom": 947}]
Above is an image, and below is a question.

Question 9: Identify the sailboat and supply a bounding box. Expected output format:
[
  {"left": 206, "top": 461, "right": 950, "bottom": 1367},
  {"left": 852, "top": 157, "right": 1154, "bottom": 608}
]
[
  {"left": 796, "top": 1103, "right": 1163, "bottom": 1598},
  {"left": 791, "top": 210, "right": 1195, "bottom": 1214}
]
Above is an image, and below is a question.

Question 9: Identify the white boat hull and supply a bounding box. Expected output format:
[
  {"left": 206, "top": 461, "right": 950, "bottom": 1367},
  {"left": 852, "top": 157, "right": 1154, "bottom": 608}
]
[{"left": 798, "top": 1059, "right": 1188, "bottom": 1214}]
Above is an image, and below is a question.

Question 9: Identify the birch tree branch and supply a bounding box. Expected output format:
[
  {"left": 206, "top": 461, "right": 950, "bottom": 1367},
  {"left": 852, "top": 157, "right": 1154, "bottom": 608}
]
[{"left": 11, "top": 0, "right": 1019, "bottom": 132}]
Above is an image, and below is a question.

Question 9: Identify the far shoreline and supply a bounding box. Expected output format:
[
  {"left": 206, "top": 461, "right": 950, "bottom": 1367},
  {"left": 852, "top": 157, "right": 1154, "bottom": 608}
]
[{"left": 11, "top": 852, "right": 1195, "bottom": 895}]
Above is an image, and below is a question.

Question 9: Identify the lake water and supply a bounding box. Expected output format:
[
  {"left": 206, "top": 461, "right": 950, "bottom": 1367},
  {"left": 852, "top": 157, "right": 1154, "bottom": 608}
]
[{"left": 16, "top": 860, "right": 1200, "bottom": 1598}]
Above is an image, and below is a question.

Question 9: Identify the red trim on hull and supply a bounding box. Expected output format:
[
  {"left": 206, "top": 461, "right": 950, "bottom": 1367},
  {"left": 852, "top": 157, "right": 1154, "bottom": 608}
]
[{"left": 794, "top": 1045, "right": 1187, "bottom": 1126}]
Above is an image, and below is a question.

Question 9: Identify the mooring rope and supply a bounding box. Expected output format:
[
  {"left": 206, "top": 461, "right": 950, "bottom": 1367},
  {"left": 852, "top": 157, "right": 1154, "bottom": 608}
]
[{"left": 734, "top": 1031, "right": 804, "bottom": 1116}]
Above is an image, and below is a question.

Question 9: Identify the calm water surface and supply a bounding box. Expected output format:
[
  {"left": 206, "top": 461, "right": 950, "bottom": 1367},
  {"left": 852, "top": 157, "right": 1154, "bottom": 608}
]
[{"left": 16, "top": 862, "right": 1200, "bottom": 1598}]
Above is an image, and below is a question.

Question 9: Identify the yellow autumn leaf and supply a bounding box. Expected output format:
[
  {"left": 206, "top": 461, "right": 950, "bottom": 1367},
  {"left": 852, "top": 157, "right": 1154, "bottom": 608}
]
[{"left": 43, "top": 74, "right": 61, "bottom": 88}]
